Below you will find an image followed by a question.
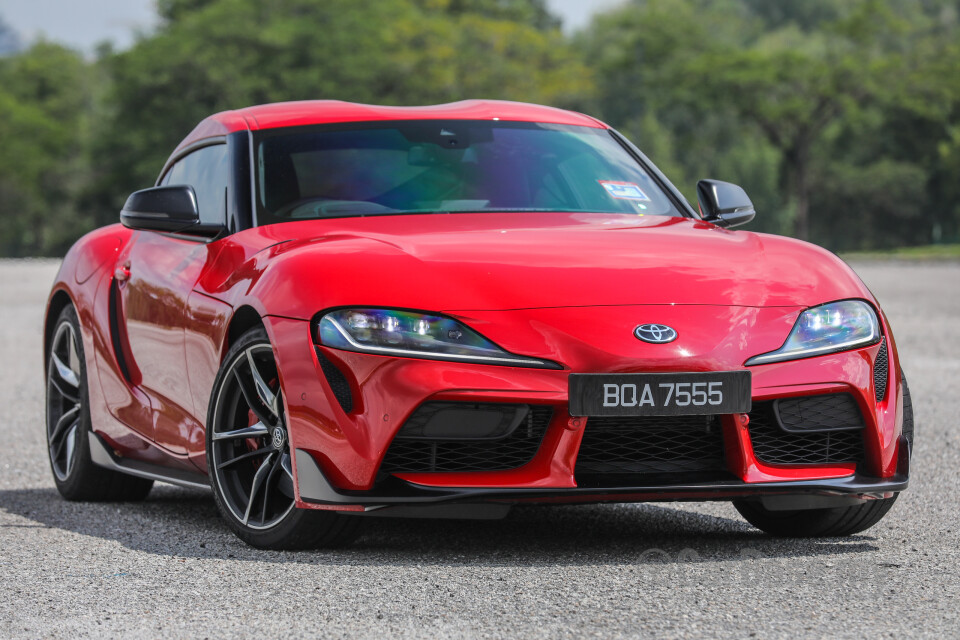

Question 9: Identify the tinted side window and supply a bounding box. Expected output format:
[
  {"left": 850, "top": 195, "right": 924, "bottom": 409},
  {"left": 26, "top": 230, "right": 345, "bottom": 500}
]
[{"left": 161, "top": 144, "right": 228, "bottom": 225}]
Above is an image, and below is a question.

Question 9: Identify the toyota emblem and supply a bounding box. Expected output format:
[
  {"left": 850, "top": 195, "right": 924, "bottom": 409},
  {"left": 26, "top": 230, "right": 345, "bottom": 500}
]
[{"left": 634, "top": 324, "right": 678, "bottom": 344}]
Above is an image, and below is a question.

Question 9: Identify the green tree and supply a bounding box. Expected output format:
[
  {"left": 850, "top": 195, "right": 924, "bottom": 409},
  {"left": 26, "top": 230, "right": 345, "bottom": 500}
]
[
  {"left": 0, "top": 42, "right": 91, "bottom": 256},
  {"left": 582, "top": 0, "right": 960, "bottom": 246}
]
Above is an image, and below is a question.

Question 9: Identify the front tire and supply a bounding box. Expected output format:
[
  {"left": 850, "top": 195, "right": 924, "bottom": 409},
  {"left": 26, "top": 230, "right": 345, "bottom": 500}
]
[
  {"left": 206, "top": 326, "right": 362, "bottom": 549},
  {"left": 733, "top": 494, "right": 898, "bottom": 537},
  {"left": 46, "top": 304, "right": 153, "bottom": 501},
  {"left": 734, "top": 375, "right": 912, "bottom": 537}
]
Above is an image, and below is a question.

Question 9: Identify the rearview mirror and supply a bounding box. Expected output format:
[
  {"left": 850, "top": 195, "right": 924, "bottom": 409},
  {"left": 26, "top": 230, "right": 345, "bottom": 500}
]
[
  {"left": 696, "top": 179, "right": 756, "bottom": 228},
  {"left": 120, "top": 185, "right": 222, "bottom": 237}
]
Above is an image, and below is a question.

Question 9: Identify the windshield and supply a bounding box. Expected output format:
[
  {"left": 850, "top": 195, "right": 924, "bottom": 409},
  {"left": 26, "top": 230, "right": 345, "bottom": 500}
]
[{"left": 254, "top": 120, "right": 684, "bottom": 223}]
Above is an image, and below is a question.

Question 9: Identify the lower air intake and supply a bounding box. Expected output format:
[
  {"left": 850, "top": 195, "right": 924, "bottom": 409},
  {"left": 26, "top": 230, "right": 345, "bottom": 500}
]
[
  {"left": 748, "top": 399, "right": 865, "bottom": 465},
  {"left": 574, "top": 415, "right": 726, "bottom": 476},
  {"left": 379, "top": 403, "right": 552, "bottom": 473}
]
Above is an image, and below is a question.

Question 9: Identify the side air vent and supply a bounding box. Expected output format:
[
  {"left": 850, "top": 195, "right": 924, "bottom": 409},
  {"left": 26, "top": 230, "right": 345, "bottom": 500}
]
[
  {"left": 108, "top": 279, "right": 133, "bottom": 382},
  {"left": 315, "top": 348, "right": 354, "bottom": 413},
  {"left": 873, "top": 338, "right": 888, "bottom": 402}
]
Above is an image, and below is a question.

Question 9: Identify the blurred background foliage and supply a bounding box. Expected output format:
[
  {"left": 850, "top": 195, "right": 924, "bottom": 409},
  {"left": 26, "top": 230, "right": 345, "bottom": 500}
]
[{"left": 0, "top": 0, "right": 958, "bottom": 256}]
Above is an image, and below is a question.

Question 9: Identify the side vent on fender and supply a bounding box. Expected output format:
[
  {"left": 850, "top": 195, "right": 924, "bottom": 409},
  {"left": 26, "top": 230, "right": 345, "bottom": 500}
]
[{"left": 108, "top": 278, "right": 134, "bottom": 383}]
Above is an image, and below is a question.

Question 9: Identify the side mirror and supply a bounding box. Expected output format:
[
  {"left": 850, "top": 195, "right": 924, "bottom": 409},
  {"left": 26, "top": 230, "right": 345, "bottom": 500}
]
[
  {"left": 120, "top": 185, "right": 222, "bottom": 238},
  {"left": 696, "top": 179, "right": 756, "bottom": 228}
]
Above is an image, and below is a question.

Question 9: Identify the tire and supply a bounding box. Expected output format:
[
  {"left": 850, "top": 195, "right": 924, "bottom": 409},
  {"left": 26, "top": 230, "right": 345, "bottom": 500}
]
[
  {"left": 734, "top": 374, "right": 912, "bottom": 537},
  {"left": 734, "top": 494, "right": 898, "bottom": 537},
  {"left": 206, "top": 325, "right": 362, "bottom": 549},
  {"left": 46, "top": 304, "right": 153, "bottom": 501}
]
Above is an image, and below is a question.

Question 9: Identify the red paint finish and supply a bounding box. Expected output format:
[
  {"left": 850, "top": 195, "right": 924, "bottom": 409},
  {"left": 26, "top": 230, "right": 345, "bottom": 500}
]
[
  {"left": 174, "top": 99, "right": 606, "bottom": 154},
  {"left": 45, "top": 99, "right": 908, "bottom": 512}
]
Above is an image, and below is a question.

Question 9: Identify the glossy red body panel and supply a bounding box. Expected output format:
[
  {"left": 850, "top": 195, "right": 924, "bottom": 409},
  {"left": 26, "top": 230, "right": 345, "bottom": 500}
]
[
  {"left": 173, "top": 99, "right": 606, "bottom": 154},
  {"left": 44, "top": 100, "right": 907, "bottom": 509}
]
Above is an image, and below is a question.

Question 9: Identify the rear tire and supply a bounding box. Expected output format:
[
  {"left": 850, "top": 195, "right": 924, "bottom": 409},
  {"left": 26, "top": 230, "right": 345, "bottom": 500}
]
[
  {"left": 206, "top": 326, "right": 362, "bottom": 549},
  {"left": 733, "top": 494, "right": 898, "bottom": 537},
  {"left": 46, "top": 304, "right": 153, "bottom": 501}
]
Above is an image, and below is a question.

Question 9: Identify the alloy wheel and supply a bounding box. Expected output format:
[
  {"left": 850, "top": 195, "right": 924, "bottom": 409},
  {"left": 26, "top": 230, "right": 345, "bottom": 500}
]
[
  {"left": 46, "top": 321, "right": 84, "bottom": 481},
  {"left": 210, "top": 344, "right": 296, "bottom": 530}
]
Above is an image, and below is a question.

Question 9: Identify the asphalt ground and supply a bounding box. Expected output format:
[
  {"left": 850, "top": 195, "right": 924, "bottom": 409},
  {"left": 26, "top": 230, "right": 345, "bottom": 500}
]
[{"left": 0, "top": 258, "right": 957, "bottom": 639}]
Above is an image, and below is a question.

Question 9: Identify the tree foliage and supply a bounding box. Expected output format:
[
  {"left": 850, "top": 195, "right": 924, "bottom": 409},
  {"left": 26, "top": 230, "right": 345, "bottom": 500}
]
[{"left": 0, "top": 0, "right": 958, "bottom": 255}]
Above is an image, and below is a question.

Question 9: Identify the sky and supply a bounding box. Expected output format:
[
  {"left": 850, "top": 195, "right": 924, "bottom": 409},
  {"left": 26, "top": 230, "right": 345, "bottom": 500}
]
[{"left": 0, "top": 0, "right": 626, "bottom": 54}]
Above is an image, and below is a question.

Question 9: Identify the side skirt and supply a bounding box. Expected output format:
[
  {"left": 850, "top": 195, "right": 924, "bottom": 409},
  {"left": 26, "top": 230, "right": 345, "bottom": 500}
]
[{"left": 88, "top": 432, "right": 210, "bottom": 491}]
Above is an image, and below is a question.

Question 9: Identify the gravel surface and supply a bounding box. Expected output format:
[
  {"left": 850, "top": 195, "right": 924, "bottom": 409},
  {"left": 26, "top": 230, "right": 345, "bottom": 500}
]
[{"left": 0, "top": 258, "right": 957, "bottom": 639}]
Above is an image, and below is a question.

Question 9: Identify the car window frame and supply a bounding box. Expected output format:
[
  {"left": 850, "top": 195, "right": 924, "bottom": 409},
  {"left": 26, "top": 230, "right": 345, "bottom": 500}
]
[
  {"left": 247, "top": 120, "right": 699, "bottom": 228},
  {"left": 157, "top": 139, "right": 230, "bottom": 228}
]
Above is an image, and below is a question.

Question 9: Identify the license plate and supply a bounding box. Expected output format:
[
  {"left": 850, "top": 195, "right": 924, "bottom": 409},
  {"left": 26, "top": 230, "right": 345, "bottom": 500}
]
[{"left": 568, "top": 371, "right": 751, "bottom": 417}]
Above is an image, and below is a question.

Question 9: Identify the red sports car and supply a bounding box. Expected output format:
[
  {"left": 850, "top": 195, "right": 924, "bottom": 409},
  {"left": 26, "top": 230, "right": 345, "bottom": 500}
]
[{"left": 44, "top": 100, "right": 912, "bottom": 549}]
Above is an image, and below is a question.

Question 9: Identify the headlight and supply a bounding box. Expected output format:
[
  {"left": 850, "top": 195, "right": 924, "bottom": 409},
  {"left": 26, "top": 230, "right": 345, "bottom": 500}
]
[
  {"left": 315, "top": 308, "right": 560, "bottom": 369},
  {"left": 745, "top": 300, "right": 880, "bottom": 366}
]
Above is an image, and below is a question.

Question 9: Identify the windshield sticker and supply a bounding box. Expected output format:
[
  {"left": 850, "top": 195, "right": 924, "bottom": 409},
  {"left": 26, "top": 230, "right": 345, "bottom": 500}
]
[{"left": 599, "top": 180, "right": 650, "bottom": 201}]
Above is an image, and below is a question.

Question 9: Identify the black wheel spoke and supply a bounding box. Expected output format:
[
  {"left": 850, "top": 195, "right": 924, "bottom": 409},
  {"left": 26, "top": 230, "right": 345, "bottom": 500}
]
[
  {"left": 50, "top": 405, "right": 80, "bottom": 442},
  {"left": 242, "top": 451, "right": 275, "bottom": 526},
  {"left": 50, "top": 351, "right": 79, "bottom": 389},
  {"left": 233, "top": 368, "right": 275, "bottom": 427},
  {"left": 246, "top": 350, "right": 280, "bottom": 418},
  {"left": 51, "top": 421, "right": 79, "bottom": 463},
  {"left": 48, "top": 376, "right": 80, "bottom": 405},
  {"left": 276, "top": 452, "right": 295, "bottom": 497},
  {"left": 212, "top": 422, "right": 269, "bottom": 441},
  {"left": 216, "top": 446, "right": 272, "bottom": 469},
  {"left": 261, "top": 453, "right": 284, "bottom": 523}
]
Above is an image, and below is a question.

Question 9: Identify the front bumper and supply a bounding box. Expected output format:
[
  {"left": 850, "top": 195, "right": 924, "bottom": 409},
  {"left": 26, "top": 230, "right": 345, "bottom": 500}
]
[
  {"left": 264, "top": 304, "right": 905, "bottom": 506},
  {"left": 294, "top": 437, "right": 909, "bottom": 515}
]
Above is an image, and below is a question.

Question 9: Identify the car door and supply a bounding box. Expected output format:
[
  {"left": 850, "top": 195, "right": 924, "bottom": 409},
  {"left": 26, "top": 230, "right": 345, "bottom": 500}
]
[{"left": 114, "top": 142, "right": 229, "bottom": 456}]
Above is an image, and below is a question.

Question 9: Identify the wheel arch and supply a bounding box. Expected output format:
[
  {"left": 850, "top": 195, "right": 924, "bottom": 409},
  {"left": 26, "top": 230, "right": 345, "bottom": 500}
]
[
  {"left": 226, "top": 305, "right": 266, "bottom": 352},
  {"left": 44, "top": 289, "right": 75, "bottom": 375}
]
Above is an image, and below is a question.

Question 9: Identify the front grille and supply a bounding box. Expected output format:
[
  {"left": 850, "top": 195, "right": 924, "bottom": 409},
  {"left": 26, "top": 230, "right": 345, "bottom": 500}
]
[
  {"left": 574, "top": 415, "right": 726, "bottom": 475},
  {"left": 748, "top": 400, "right": 864, "bottom": 465},
  {"left": 874, "top": 338, "right": 888, "bottom": 402},
  {"left": 379, "top": 403, "right": 552, "bottom": 473}
]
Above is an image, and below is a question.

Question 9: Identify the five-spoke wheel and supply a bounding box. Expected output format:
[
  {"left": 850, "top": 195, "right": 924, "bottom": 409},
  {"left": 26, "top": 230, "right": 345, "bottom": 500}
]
[
  {"left": 209, "top": 343, "right": 296, "bottom": 530},
  {"left": 206, "top": 326, "right": 361, "bottom": 549},
  {"left": 47, "top": 318, "right": 83, "bottom": 481},
  {"left": 45, "top": 304, "right": 153, "bottom": 501}
]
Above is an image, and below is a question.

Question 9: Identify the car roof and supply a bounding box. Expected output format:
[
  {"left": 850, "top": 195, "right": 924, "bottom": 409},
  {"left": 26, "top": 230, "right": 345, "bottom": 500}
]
[{"left": 173, "top": 99, "right": 608, "bottom": 154}]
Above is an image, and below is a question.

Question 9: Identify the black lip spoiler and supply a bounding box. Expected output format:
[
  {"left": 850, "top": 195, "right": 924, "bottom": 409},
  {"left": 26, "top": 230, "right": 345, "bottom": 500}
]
[{"left": 294, "top": 439, "right": 909, "bottom": 508}]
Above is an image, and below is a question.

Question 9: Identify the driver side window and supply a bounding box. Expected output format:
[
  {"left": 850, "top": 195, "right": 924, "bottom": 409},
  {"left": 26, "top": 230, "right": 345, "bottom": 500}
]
[{"left": 161, "top": 144, "right": 229, "bottom": 225}]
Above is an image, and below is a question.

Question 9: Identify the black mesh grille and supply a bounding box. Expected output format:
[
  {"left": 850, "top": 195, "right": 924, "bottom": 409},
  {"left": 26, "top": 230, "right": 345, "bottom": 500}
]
[
  {"left": 748, "top": 400, "right": 864, "bottom": 465},
  {"left": 379, "top": 403, "right": 552, "bottom": 473},
  {"left": 574, "top": 415, "right": 726, "bottom": 475},
  {"left": 775, "top": 393, "right": 864, "bottom": 432},
  {"left": 874, "top": 339, "right": 888, "bottom": 402},
  {"left": 315, "top": 348, "right": 354, "bottom": 413}
]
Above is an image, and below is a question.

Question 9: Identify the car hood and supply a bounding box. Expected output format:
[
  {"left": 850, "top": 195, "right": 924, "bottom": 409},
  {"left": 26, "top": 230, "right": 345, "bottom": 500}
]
[{"left": 224, "top": 212, "right": 871, "bottom": 316}]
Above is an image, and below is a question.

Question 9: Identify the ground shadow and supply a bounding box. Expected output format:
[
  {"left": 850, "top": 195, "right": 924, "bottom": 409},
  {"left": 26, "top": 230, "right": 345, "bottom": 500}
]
[{"left": 0, "top": 484, "right": 881, "bottom": 567}]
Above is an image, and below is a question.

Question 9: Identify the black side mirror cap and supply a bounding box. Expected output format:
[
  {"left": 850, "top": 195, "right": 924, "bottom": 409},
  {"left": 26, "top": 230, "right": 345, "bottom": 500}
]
[
  {"left": 120, "top": 185, "right": 223, "bottom": 238},
  {"left": 696, "top": 179, "right": 756, "bottom": 228}
]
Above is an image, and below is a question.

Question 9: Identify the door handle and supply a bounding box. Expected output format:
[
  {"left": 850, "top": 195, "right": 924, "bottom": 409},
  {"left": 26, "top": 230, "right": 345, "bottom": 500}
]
[{"left": 114, "top": 261, "right": 131, "bottom": 282}]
